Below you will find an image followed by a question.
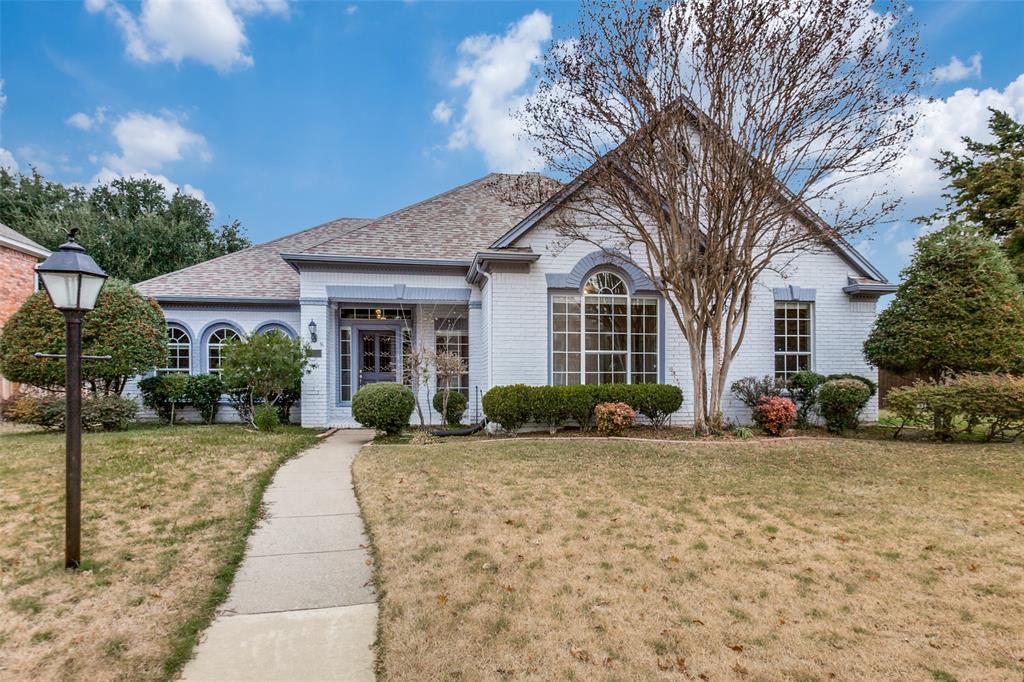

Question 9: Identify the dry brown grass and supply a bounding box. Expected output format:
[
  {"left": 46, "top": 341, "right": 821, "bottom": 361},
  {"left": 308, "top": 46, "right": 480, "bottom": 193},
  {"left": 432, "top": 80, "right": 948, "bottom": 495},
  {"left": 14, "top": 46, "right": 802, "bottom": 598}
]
[
  {"left": 0, "top": 424, "right": 317, "bottom": 681},
  {"left": 354, "top": 436, "right": 1024, "bottom": 682}
]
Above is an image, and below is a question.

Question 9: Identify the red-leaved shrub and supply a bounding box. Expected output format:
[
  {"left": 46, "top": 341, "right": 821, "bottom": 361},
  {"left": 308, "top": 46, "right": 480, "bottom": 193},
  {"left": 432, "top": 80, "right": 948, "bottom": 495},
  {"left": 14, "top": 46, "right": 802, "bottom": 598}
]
[
  {"left": 752, "top": 396, "right": 796, "bottom": 436},
  {"left": 595, "top": 401, "right": 636, "bottom": 436}
]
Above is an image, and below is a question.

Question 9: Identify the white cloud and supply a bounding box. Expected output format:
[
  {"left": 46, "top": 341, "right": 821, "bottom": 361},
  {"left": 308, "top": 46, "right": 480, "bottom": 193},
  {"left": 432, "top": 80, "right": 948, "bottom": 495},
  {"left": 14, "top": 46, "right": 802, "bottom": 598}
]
[
  {"left": 0, "top": 79, "right": 7, "bottom": 112},
  {"left": 66, "top": 107, "right": 106, "bottom": 131},
  {"left": 431, "top": 101, "right": 453, "bottom": 124},
  {"left": 0, "top": 148, "right": 18, "bottom": 174},
  {"left": 933, "top": 53, "right": 982, "bottom": 83},
  {"left": 103, "top": 111, "right": 211, "bottom": 176},
  {"left": 840, "top": 73, "right": 1024, "bottom": 217},
  {"left": 17, "top": 145, "right": 55, "bottom": 175},
  {"left": 86, "top": 0, "right": 287, "bottom": 73},
  {"left": 345, "top": 4, "right": 358, "bottom": 15},
  {"left": 443, "top": 10, "right": 552, "bottom": 172}
]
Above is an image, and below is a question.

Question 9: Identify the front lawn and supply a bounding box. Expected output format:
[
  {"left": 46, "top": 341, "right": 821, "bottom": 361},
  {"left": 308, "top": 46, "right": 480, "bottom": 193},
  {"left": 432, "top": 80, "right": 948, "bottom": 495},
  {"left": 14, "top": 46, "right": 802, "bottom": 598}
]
[
  {"left": 354, "top": 437, "right": 1024, "bottom": 681},
  {"left": 0, "top": 424, "right": 318, "bottom": 681}
]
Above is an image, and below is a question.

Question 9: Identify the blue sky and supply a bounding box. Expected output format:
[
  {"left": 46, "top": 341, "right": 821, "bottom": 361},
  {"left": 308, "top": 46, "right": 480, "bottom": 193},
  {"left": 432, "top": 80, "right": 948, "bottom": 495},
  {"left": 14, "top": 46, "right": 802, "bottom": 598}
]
[{"left": 1, "top": 0, "right": 1023, "bottom": 285}]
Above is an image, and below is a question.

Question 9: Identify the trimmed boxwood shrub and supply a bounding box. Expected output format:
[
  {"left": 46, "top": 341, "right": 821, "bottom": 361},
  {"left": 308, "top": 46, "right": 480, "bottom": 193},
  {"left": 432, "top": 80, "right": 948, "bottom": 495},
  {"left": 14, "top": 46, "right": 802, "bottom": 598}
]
[
  {"left": 482, "top": 383, "right": 684, "bottom": 432},
  {"left": 433, "top": 390, "right": 468, "bottom": 427},
  {"left": 561, "top": 384, "right": 598, "bottom": 431},
  {"left": 825, "top": 373, "right": 877, "bottom": 398},
  {"left": 531, "top": 385, "right": 569, "bottom": 433},
  {"left": 631, "top": 384, "right": 683, "bottom": 428},
  {"left": 352, "top": 382, "right": 415, "bottom": 435},
  {"left": 818, "top": 379, "right": 871, "bottom": 433},
  {"left": 481, "top": 384, "right": 532, "bottom": 434}
]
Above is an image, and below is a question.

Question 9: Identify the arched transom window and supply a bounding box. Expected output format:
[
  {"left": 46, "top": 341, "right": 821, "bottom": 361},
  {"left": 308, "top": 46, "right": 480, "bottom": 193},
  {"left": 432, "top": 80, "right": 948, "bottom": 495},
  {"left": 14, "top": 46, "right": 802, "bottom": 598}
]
[
  {"left": 207, "top": 327, "right": 241, "bottom": 374},
  {"left": 161, "top": 325, "right": 191, "bottom": 374},
  {"left": 552, "top": 271, "right": 659, "bottom": 385}
]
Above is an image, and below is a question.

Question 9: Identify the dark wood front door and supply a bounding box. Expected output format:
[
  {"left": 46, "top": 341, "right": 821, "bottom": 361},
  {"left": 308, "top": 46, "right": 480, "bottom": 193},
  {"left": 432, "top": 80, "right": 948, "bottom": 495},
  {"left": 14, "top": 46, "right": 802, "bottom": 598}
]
[{"left": 359, "top": 330, "right": 397, "bottom": 386}]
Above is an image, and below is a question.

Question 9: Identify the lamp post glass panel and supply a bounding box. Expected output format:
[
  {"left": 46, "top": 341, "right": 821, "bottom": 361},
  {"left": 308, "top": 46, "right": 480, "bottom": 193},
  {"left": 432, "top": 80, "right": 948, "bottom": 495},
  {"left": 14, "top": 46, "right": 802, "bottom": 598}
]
[{"left": 35, "top": 230, "right": 108, "bottom": 569}]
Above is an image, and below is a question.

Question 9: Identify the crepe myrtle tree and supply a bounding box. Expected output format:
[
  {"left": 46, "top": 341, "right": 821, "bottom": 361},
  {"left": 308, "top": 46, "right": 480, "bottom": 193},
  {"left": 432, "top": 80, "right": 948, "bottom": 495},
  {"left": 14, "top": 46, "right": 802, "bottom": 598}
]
[{"left": 504, "top": 0, "right": 922, "bottom": 433}]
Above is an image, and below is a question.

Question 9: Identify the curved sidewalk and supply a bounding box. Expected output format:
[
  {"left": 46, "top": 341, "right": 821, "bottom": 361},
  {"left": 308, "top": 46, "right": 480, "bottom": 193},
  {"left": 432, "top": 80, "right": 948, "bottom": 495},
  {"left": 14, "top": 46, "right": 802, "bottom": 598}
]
[{"left": 180, "top": 429, "right": 377, "bottom": 682}]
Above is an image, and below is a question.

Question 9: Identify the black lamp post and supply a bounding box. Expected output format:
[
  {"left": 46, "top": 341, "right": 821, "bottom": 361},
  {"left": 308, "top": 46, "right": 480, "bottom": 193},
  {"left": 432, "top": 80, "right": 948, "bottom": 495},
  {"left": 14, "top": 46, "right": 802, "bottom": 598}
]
[{"left": 35, "top": 229, "right": 107, "bottom": 569}]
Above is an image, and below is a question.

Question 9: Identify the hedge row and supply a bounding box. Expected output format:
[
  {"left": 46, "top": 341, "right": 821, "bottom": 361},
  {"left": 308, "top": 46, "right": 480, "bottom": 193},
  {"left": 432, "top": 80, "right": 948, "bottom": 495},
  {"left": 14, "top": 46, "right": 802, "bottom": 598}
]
[
  {"left": 1, "top": 393, "right": 137, "bottom": 431},
  {"left": 887, "top": 373, "right": 1024, "bottom": 441},
  {"left": 482, "top": 383, "right": 683, "bottom": 434},
  {"left": 138, "top": 373, "right": 225, "bottom": 424}
]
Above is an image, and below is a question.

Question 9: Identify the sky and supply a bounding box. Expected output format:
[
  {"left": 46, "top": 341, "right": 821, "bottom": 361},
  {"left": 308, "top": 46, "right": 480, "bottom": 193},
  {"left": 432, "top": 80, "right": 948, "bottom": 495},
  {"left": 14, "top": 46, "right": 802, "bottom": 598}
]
[{"left": 1, "top": 0, "right": 1023, "bottom": 285}]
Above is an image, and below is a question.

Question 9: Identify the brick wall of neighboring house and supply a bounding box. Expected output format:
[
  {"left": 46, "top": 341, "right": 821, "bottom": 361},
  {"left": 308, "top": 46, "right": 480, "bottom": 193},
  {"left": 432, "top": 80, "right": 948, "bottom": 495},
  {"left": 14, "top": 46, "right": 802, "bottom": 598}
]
[{"left": 0, "top": 244, "right": 40, "bottom": 400}]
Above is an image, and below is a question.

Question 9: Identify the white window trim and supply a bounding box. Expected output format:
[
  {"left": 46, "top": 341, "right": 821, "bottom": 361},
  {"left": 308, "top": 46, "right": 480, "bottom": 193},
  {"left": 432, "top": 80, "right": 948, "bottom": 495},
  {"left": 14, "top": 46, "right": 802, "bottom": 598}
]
[
  {"left": 773, "top": 301, "right": 815, "bottom": 379},
  {"left": 551, "top": 271, "right": 659, "bottom": 386}
]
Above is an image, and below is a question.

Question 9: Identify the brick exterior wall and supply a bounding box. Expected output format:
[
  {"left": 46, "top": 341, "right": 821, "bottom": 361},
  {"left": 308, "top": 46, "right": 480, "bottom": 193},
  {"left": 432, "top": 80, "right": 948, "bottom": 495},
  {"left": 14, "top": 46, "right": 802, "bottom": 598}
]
[{"left": 0, "top": 245, "right": 40, "bottom": 399}]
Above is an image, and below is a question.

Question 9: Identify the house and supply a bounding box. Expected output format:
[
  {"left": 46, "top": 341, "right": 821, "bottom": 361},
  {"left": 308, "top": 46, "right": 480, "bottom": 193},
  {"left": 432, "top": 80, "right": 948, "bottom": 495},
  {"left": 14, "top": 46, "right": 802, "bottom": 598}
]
[
  {"left": 134, "top": 173, "right": 896, "bottom": 428},
  {"left": 0, "top": 223, "right": 51, "bottom": 400}
]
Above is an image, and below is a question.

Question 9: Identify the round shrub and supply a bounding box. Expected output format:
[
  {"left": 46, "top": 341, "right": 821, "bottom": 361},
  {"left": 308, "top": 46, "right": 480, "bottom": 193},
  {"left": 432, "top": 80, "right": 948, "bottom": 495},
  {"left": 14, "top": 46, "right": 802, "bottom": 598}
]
[
  {"left": 818, "top": 379, "right": 871, "bottom": 433},
  {"left": 752, "top": 396, "right": 796, "bottom": 436},
  {"left": 481, "top": 384, "right": 531, "bottom": 434},
  {"left": 253, "top": 403, "right": 280, "bottom": 432},
  {"left": 530, "top": 386, "right": 569, "bottom": 433},
  {"left": 631, "top": 384, "right": 683, "bottom": 428},
  {"left": 432, "top": 390, "right": 468, "bottom": 427},
  {"left": 352, "top": 382, "right": 415, "bottom": 435},
  {"left": 595, "top": 401, "right": 636, "bottom": 436},
  {"left": 825, "top": 373, "right": 877, "bottom": 398}
]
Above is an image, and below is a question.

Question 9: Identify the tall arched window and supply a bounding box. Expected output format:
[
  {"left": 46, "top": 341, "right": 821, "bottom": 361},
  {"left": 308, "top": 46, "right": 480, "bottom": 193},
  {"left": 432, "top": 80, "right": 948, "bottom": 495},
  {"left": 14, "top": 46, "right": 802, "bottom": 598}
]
[
  {"left": 552, "top": 271, "right": 659, "bottom": 385},
  {"left": 207, "top": 327, "right": 241, "bottom": 374},
  {"left": 161, "top": 325, "right": 191, "bottom": 374}
]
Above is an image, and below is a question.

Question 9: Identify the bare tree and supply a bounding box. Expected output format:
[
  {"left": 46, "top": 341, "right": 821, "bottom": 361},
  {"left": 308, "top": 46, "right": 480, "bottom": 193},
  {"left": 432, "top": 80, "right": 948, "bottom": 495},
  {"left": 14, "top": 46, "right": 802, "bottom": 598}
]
[
  {"left": 434, "top": 349, "right": 468, "bottom": 425},
  {"left": 403, "top": 344, "right": 431, "bottom": 426},
  {"left": 514, "top": 0, "right": 922, "bottom": 433}
]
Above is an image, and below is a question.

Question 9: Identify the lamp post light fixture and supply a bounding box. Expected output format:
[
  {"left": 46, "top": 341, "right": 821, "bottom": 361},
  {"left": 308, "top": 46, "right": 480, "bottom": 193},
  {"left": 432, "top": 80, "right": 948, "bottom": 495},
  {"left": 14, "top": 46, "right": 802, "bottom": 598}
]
[
  {"left": 308, "top": 319, "right": 318, "bottom": 343},
  {"left": 35, "top": 229, "right": 108, "bottom": 569}
]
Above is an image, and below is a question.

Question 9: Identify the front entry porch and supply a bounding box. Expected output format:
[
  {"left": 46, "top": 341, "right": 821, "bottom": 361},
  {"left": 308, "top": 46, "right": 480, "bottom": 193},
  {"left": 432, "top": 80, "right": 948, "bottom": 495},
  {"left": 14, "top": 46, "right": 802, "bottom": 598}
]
[{"left": 300, "top": 300, "right": 481, "bottom": 428}]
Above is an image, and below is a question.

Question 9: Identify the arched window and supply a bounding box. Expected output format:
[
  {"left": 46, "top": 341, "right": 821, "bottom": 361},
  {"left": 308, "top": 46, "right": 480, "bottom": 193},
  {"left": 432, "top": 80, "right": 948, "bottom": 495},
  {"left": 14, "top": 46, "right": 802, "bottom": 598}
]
[
  {"left": 255, "top": 323, "right": 295, "bottom": 338},
  {"left": 207, "top": 327, "right": 241, "bottom": 374},
  {"left": 161, "top": 325, "right": 191, "bottom": 374},
  {"left": 552, "top": 271, "right": 659, "bottom": 386}
]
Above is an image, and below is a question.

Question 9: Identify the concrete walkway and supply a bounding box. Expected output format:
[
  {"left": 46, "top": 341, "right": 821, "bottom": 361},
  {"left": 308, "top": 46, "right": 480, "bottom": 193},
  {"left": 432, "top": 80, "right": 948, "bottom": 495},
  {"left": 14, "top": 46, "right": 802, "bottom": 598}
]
[{"left": 180, "top": 429, "right": 377, "bottom": 682}]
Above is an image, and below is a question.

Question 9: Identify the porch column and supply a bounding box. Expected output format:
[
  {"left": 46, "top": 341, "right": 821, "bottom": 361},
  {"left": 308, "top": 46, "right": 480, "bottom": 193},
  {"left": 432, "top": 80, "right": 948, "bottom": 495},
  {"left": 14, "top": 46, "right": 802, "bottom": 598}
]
[
  {"left": 467, "top": 300, "right": 484, "bottom": 422},
  {"left": 300, "top": 299, "right": 330, "bottom": 428}
]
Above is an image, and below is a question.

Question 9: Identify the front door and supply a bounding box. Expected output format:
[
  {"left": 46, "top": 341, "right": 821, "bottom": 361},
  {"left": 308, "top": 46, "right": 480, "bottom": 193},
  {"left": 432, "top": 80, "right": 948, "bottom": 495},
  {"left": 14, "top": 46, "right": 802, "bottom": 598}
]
[{"left": 359, "top": 330, "right": 397, "bottom": 386}]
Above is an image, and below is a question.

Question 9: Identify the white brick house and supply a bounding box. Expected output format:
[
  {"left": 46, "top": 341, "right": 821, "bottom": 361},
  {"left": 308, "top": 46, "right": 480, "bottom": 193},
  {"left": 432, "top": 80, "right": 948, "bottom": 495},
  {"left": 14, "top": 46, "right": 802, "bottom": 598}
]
[{"left": 134, "top": 173, "right": 894, "bottom": 427}]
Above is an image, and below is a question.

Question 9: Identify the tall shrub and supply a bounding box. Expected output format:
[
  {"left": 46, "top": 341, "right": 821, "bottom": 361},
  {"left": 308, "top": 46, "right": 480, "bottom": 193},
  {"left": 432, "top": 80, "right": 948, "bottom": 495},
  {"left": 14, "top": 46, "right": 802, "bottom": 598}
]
[
  {"left": 0, "top": 279, "right": 166, "bottom": 394},
  {"left": 138, "top": 374, "right": 189, "bottom": 424},
  {"left": 352, "top": 382, "right": 415, "bottom": 435},
  {"left": 787, "top": 370, "right": 826, "bottom": 427},
  {"left": 185, "top": 374, "right": 224, "bottom": 424},
  {"left": 817, "top": 379, "right": 871, "bottom": 434},
  {"left": 221, "top": 332, "right": 312, "bottom": 425},
  {"left": 864, "top": 226, "right": 1024, "bottom": 378}
]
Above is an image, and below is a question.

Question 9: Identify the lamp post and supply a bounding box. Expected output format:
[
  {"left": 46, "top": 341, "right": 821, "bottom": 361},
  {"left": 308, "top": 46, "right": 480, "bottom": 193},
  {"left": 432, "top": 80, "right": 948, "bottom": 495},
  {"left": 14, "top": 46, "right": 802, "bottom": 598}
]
[{"left": 35, "top": 229, "right": 107, "bottom": 569}]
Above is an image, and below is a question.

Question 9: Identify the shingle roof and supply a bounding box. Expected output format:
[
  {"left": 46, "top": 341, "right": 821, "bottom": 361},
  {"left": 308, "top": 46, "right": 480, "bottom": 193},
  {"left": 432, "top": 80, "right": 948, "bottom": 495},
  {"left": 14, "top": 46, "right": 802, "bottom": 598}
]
[
  {"left": 135, "top": 217, "right": 371, "bottom": 300},
  {"left": 298, "top": 173, "right": 537, "bottom": 261},
  {"left": 0, "top": 222, "right": 50, "bottom": 258}
]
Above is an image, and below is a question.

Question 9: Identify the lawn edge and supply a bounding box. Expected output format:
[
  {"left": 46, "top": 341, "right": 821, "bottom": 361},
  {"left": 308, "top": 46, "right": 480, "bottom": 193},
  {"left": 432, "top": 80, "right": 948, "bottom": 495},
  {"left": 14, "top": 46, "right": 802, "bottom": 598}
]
[
  {"left": 160, "top": 426, "right": 321, "bottom": 681},
  {"left": 350, "top": 443, "right": 388, "bottom": 681}
]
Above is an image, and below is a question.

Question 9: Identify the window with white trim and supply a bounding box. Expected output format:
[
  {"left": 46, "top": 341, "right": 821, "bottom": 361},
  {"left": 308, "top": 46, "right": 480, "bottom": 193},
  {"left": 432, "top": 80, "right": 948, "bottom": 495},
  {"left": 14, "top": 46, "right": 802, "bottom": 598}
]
[
  {"left": 774, "top": 302, "right": 812, "bottom": 379},
  {"left": 435, "top": 325, "right": 469, "bottom": 396},
  {"left": 552, "top": 271, "right": 658, "bottom": 385},
  {"left": 161, "top": 325, "right": 191, "bottom": 374},
  {"left": 207, "top": 327, "right": 240, "bottom": 375}
]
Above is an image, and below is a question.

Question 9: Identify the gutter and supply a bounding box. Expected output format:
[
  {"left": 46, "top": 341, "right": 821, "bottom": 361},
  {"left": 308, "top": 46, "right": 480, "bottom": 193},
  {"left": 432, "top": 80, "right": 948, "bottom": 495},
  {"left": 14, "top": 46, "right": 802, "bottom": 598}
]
[
  {"left": 466, "top": 250, "right": 541, "bottom": 284},
  {"left": 0, "top": 234, "right": 50, "bottom": 260},
  {"left": 281, "top": 253, "right": 473, "bottom": 273}
]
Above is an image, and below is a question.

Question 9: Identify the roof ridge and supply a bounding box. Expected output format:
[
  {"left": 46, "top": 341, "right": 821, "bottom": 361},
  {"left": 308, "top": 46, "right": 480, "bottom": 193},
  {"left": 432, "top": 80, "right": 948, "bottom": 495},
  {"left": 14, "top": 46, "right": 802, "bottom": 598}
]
[
  {"left": 135, "top": 216, "right": 371, "bottom": 287},
  {"left": 300, "top": 173, "right": 507, "bottom": 254}
]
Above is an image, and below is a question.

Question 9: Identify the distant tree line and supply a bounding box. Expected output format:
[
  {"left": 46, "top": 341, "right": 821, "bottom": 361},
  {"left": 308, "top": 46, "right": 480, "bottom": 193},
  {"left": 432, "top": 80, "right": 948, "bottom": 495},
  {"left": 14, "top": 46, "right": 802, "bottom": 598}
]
[{"left": 0, "top": 168, "right": 250, "bottom": 283}]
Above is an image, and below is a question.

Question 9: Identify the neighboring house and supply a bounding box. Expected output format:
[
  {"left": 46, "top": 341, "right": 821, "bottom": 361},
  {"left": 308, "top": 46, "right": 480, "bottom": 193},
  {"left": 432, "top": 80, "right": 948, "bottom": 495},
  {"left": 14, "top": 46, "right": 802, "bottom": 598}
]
[
  {"left": 0, "top": 223, "right": 51, "bottom": 400},
  {"left": 134, "top": 172, "right": 895, "bottom": 428}
]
